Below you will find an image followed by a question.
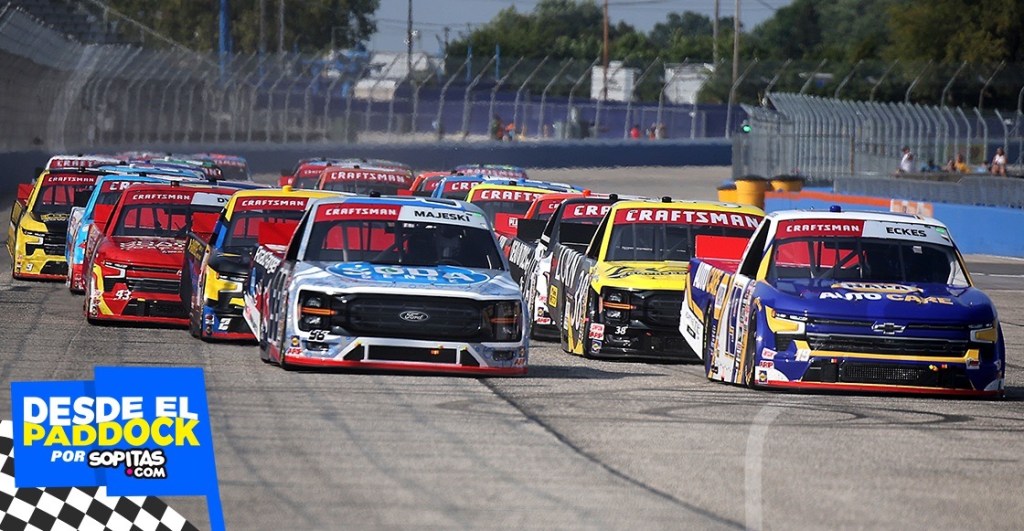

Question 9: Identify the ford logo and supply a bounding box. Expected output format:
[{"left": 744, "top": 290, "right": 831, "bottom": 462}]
[{"left": 400, "top": 310, "right": 429, "bottom": 322}]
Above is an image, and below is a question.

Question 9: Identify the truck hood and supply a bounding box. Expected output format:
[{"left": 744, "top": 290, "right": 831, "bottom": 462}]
[
  {"left": 98, "top": 236, "right": 187, "bottom": 268},
  {"left": 771, "top": 278, "right": 996, "bottom": 323},
  {"left": 292, "top": 261, "right": 521, "bottom": 299},
  {"left": 594, "top": 261, "right": 689, "bottom": 291}
]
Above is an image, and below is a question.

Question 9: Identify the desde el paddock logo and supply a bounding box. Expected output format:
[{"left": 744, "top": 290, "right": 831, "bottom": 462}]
[{"left": 11, "top": 366, "right": 225, "bottom": 531}]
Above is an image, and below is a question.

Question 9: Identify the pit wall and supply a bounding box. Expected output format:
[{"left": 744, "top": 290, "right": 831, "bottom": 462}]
[{"left": 766, "top": 190, "right": 1024, "bottom": 257}]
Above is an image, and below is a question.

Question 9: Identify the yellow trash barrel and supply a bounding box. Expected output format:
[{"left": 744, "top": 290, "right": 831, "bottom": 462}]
[
  {"left": 717, "top": 182, "right": 737, "bottom": 203},
  {"left": 734, "top": 175, "right": 768, "bottom": 209},
  {"left": 770, "top": 174, "right": 804, "bottom": 192}
]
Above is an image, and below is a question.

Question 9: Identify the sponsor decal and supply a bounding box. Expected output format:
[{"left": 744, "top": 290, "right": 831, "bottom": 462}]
[
  {"left": 11, "top": 367, "right": 224, "bottom": 529},
  {"left": 253, "top": 246, "right": 283, "bottom": 274},
  {"left": 124, "top": 191, "right": 192, "bottom": 204},
  {"left": 47, "top": 157, "right": 117, "bottom": 169},
  {"left": 42, "top": 174, "right": 99, "bottom": 185},
  {"left": 536, "top": 316, "right": 552, "bottom": 325},
  {"left": 235, "top": 197, "right": 309, "bottom": 211},
  {"left": 117, "top": 240, "right": 186, "bottom": 253},
  {"left": 605, "top": 265, "right": 686, "bottom": 279},
  {"left": 443, "top": 180, "right": 478, "bottom": 192},
  {"left": 315, "top": 204, "right": 400, "bottom": 222},
  {"left": 590, "top": 339, "right": 602, "bottom": 353},
  {"left": 758, "top": 360, "right": 774, "bottom": 368},
  {"left": 818, "top": 291, "right": 953, "bottom": 305},
  {"left": 327, "top": 262, "right": 490, "bottom": 285},
  {"left": 758, "top": 370, "right": 768, "bottom": 383},
  {"left": 564, "top": 203, "right": 612, "bottom": 220},
  {"left": 588, "top": 323, "right": 605, "bottom": 340},
  {"left": 103, "top": 180, "right": 136, "bottom": 192},
  {"left": 614, "top": 208, "right": 761, "bottom": 228},
  {"left": 548, "top": 285, "right": 558, "bottom": 307},
  {"left": 830, "top": 282, "right": 921, "bottom": 293},
  {"left": 285, "top": 346, "right": 303, "bottom": 357},
  {"left": 323, "top": 169, "right": 410, "bottom": 183},
  {"left": 761, "top": 348, "right": 776, "bottom": 360},
  {"left": 777, "top": 219, "right": 864, "bottom": 238},
  {"left": 39, "top": 213, "right": 69, "bottom": 222},
  {"left": 795, "top": 347, "right": 811, "bottom": 362},
  {"left": 474, "top": 189, "right": 544, "bottom": 202}
]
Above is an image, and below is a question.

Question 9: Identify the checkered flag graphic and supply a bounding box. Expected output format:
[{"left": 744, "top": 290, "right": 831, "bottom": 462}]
[{"left": 0, "top": 420, "right": 199, "bottom": 531}]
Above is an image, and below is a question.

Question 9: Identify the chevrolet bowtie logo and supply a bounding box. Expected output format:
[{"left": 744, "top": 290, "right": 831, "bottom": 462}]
[{"left": 871, "top": 322, "right": 906, "bottom": 335}]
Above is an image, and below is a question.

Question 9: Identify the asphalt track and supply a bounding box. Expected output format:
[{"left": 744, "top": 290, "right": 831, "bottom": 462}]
[{"left": 2, "top": 167, "right": 1024, "bottom": 530}]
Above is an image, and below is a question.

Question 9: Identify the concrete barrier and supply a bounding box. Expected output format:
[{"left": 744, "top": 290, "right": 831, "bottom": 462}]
[{"left": 766, "top": 190, "right": 1024, "bottom": 257}]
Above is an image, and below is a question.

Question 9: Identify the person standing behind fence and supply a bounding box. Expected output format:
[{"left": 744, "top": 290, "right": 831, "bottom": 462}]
[
  {"left": 630, "top": 124, "right": 641, "bottom": 139},
  {"left": 991, "top": 147, "right": 1007, "bottom": 176},
  {"left": 490, "top": 114, "right": 504, "bottom": 141},
  {"left": 951, "top": 153, "right": 969, "bottom": 173},
  {"left": 898, "top": 146, "right": 914, "bottom": 174}
]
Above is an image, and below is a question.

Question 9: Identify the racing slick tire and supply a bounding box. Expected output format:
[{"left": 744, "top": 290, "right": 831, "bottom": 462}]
[{"left": 741, "top": 316, "right": 758, "bottom": 388}]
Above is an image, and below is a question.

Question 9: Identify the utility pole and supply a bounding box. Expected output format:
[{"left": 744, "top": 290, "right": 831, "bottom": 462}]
[
  {"left": 407, "top": 0, "right": 413, "bottom": 77},
  {"left": 258, "top": 0, "right": 266, "bottom": 55},
  {"left": 277, "top": 0, "right": 284, "bottom": 54},
  {"left": 712, "top": 0, "right": 719, "bottom": 65},
  {"left": 732, "top": 0, "right": 740, "bottom": 88},
  {"left": 602, "top": 0, "right": 609, "bottom": 102}
]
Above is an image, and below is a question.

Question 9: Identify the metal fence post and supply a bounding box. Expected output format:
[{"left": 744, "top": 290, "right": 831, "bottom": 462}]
[
  {"left": 833, "top": 59, "right": 862, "bottom": 99},
  {"left": 461, "top": 54, "right": 497, "bottom": 138},
  {"left": 799, "top": 59, "right": 827, "bottom": 94},
  {"left": 281, "top": 55, "right": 307, "bottom": 143},
  {"left": 975, "top": 107, "right": 989, "bottom": 163},
  {"left": 511, "top": 56, "right": 547, "bottom": 138},
  {"left": 319, "top": 69, "right": 346, "bottom": 141},
  {"left": 487, "top": 57, "right": 523, "bottom": 135},
  {"left": 869, "top": 60, "right": 898, "bottom": 102},
  {"left": 594, "top": 60, "right": 624, "bottom": 136},
  {"left": 956, "top": 107, "right": 972, "bottom": 164},
  {"left": 539, "top": 59, "right": 573, "bottom": 139},
  {"left": 725, "top": 59, "right": 759, "bottom": 139},
  {"left": 904, "top": 60, "right": 931, "bottom": 103},
  {"left": 565, "top": 57, "right": 600, "bottom": 139},
  {"left": 265, "top": 54, "right": 294, "bottom": 142},
  {"left": 342, "top": 62, "right": 372, "bottom": 143},
  {"left": 435, "top": 56, "right": 470, "bottom": 140},
  {"left": 365, "top": 55, "right": 403, "bottom": 134},
  {"left": 623, "top": 58, "right": 661, "bottom": 139},
  {"left": 994, "top": 109, "right": 1009, "bottom": 157}
]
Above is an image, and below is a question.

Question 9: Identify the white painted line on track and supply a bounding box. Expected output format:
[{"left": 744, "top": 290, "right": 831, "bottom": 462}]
[{"left": 745, "top": 404, "right": 782, "bottom": 531}]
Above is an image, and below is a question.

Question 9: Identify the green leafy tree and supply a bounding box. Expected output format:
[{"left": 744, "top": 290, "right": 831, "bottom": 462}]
[{"left": 105, "top": 0, "right": 379, "bottom": 53}]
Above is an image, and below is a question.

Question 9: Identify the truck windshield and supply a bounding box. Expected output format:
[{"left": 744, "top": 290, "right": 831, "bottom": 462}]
[
  {"left": 770, "top": 237, "right": 969, "bottom": 286},
  {"left": 113, "top": 204, "right": 222, "bottom": 238},
  {"left": 303, "top": 220, "right": 505, "bottom": 270},
  {"left": 321, "top": 180, "right": 404, "bottom": 196},
  {"left": 31, "top": 183, "right": 95, "bottom": 216},
  {"left": 606, "top": 224, "right": 752, "bottom": 262},
  {"left": 223, "top": 210, "right": 305, "bottom": 250}
]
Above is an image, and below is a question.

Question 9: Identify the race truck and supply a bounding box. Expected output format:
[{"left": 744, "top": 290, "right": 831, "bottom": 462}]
[
  {"left": 407, "top": 170, "right": 464, "bottom": 196},
  {"left": 682, "top": 209, "right": 1005, "bottom": 396},
  {"left": 507, "top": 194, "right": 623, "bottom": 339},
  {"left": 316, "top": 166, "right": 414, "bottom": 196},
  {"left": 8, "top": 155, "right": 120, "bottom": 279},
  {"left": 244, "top": 196, "right": 527, "bottom": 374},
  {"left": 66, "top": 168, "right": 207, "bottom": 293},
  {"left": 83, "top": 183, "right": 236, "bottom": 326},
  {"left": 183, "top": 188, "right": 336, "bottom": 340},
  {"left": 280, "top": 158, "right": 339, "bottom": 188},
  {"left": 554, "top": 199, "right": 764, "bottom": 359},
  {"left": 464, "top": 182, "right": 569, "bottom": 232},
  {"left": 191, "top": 153, "right": 252, "bottom": 181},
  {"left": 454, "top": 164, "right": 528, "bottom": 180}
]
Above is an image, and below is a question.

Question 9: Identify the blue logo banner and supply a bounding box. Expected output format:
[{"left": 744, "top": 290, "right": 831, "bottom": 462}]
[
  {"left": 328, "top": 262, "right": 491, "bottom": 284},
  {"left": 10, "top": 367, "right": 224, "bottom": 530}
]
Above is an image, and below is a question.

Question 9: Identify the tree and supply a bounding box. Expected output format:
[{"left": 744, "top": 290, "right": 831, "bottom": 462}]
[
  {"left": 885, "top": 0, "right": 1024, "bottom": 63},
  {"left": 104, "top": 0, "right": 379, "bottom": 53}
]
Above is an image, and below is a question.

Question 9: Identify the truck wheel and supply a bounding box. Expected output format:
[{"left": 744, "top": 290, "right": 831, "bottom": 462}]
[{"left": 742, "top": 316, "right": 758, "bottom": 388}]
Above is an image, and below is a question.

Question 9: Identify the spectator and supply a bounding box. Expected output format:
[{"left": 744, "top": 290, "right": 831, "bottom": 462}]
[
  {"left": 647, "top": 123, "right": 656, "bottom": 139},
  {"left": 920, "top": 159, "right": 940, "bottom": 172},
  {"left": 505, "top": 121, "right": 516, "bottom": 141},
  {"left": 655, "top": 122, "right": 666, "bottom": 140},
  {"left": 629, "top": 124, "right": 641, "bottom": 139},
  {"left": 991, "top": 146, "right": 1007, "bottom": 176},
  {"left": 490, "top": 114, "right": 504, "bottom": 141},
  {"left": 898, "top": 146, "right": 914, "bottom": 173},
  {"left": 952, "top": 153, "right": 969, "bottom": 173}
]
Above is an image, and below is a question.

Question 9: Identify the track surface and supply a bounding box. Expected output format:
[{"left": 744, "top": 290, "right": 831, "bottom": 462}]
[{"left": 2, "top": 167, "right": 1024, "bottom": 530}]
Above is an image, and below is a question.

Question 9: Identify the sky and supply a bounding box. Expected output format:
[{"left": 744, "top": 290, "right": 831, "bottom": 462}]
[{"left": 369, "top": 0, "right": 793, "bottom": 53}]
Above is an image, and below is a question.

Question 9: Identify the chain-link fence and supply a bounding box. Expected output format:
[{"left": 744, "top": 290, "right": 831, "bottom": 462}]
[
  {"left": 732, "top": 91, "right": 1024, "bottom": 206},
  {"left": 0, "top": 6, "right": 731, "bottom": 153}
]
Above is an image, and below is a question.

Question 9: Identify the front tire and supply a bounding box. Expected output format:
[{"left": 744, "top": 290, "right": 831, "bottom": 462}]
[{"left": 741, "top": 316, "right": 758, "bottom": 388}]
